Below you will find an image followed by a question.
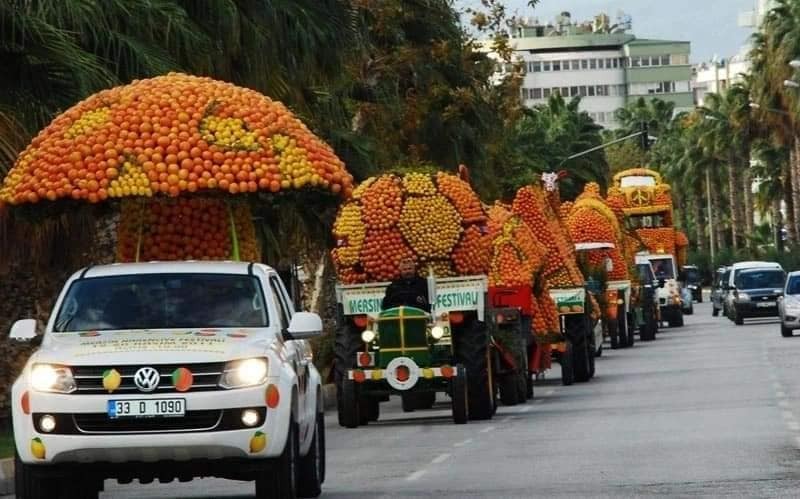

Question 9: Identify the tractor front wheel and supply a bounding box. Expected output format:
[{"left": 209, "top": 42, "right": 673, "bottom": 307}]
[
  {"left": 340, "top": 378, "right": 359, "bottom": 429},
  {"left": 334, "top": 322, "right": 363, "bottom": 427},
  {"left": 560, "top": 341, "right": 575, "bottom": 386},
  {"left": 455, "top": 317, "right": 495, "bottom": 420}
]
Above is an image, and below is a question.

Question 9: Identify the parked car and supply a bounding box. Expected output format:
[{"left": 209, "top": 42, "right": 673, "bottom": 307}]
[
  {"left": 728, "top": 266, "right": 786, "bottom": 325},
  {"left": 778, "top": 271, "right": 800, "bottom": 337},
  {"left": 711, "top": 266, "right": 731, "bottom": 317},
  {"left": 680, "top": 265, "right": 703, "bottom": 303},
  {"left": 725, "top": 261, "right": 783, "bottom": 321}
]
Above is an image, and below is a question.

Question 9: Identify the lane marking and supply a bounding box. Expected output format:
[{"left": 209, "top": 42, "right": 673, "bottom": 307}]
[
  {"left": 545, "top": 390, "right": 555, "bottom": 396},
  {"left": 431, "top": 453, "right": 451, "bottom": 464},
  {"left": 453, "top": 438, "right": 473, "bottom": 448},
  {"left": 517, "top": 405, "right": 532, "bottom": 413},
  {"left": 406, "top": 470, "right": 427, "bottom": 481},
  {"left": 479, "top": 425, "right": 496, "bottom": 434},
  {"left": 782, "top": 410, "right": 794, "bottom": 421}
]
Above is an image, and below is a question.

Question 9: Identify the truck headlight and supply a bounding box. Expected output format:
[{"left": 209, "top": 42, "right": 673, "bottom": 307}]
[
  {"left": 430, "top": 326, "right": 445, "bottom": 340},
  {"left": 219, "top": 358, "right": 268, "bottom": 389},
  {"left": 31, "top": 364, "right": 76, "bottom": 394},
  {"left": 361, "top": 330, "right": 376, "bottom": 343}
]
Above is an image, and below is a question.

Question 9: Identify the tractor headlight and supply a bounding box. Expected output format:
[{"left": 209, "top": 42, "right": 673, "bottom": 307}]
[
  {"left": 31, "top": 364, "right": 76, "bottom": 394},
  {"left": 219, "top": 358, "right": 268, "bottom": 389},
  {"left": 430, "top": 326, "right": 445, "bottom": 340},
  {"left": 361, "top": 330, "right": 376, "bottom": 343}
]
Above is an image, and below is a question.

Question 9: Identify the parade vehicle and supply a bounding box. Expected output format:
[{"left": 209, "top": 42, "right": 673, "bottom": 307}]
[
  {"left": 335, "top": 274, "right": 499, "bottom": 426},
  {"left": 11, "top": 262, "right": 326, "bottom": 499},
  {"left": 607, "top": 169, "right": 688, "bottom": 329},
  {"left": 680, "top": 265, "right": 703, "bottom": 303},
  {"left": 634, "top": 257, "right": 661, "bottom": 341}
]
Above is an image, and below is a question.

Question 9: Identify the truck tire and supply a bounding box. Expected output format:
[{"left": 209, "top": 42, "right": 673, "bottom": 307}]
[
  {"left": 712, "top": 305, "right": 719, "bottom": 317},
  {"left": 782, "top": 324, "right": 794, "bottom": 337},
  {"left": 560, "top": 340, "right": 574, "bottom": 386},
  {"left": 608, "top": 317, "right": 620, "bottom": 349},
  {"left": 455, "top": 318, "right": 494, "bottom": 420},
  {"left": 623, "top": 309, "right": 634, "bottom": 348},
  {"left": 297, "top": 411, "right": 325, "bottom": 497},
  {"left": 340, "top": 379, "right": 359, "bottom": 428},
  {"left": 257, "top": 421, "right": 299, "bottom": 499},
  {"left": 418, "top": 391, "right": 436, "bottom": 409},
  {"left": 640, "top": 304, "right": 657, "bottom": 341},
  {"left": 668, "top": 309, "right": 684, "bottom": 327},
  {"left": 451, "top": 365, "right": 469, "bottom": 424},
  {"left": 499, "top": 373, "right": 520, "bottom": 406},
  {"left": 361, "top": 398, "right": 379, "bottom": 423},
  {"left": 334, "top": 322, "right": 362, "bottom": 427},
  {"left": 566, "top": 315, "right": 591, "bottom": 383},
  {"left": 15, "top": 453, "right": 63, "bottom": 499}
]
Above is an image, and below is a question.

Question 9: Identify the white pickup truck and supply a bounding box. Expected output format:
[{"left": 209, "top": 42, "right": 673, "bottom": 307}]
[{"left": 9, "top": 262, "right": 325, "bottom": 499}]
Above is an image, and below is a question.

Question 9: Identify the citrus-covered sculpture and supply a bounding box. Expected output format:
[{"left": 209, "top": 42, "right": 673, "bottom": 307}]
[{"left": 332, "top": 171, "right": 488, "bottom": 283}]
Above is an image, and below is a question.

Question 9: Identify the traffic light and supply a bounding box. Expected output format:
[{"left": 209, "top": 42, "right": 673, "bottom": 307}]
[{"left": 640, "top": 122, "right": 650, "bottom": 150}]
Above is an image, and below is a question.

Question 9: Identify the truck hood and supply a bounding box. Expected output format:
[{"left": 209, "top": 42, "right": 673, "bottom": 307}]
[{"left": 34, "top": 329, "right": 275, "bottom": 365}]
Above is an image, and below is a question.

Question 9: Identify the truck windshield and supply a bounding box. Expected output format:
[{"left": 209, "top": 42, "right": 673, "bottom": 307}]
[
  {"left": 735, "top": 270, "right": 784, "bottom": 290},
  {"left": 649, "top": 257, "right": 675, "bottom": 279},
  {"left": 54, "top": 273, "right": 269, "bottom": 332},
  {"left": 619, "top": 176, "right": 656, "bottom": 188},
  {"left": 637, "top": 264, "right": 654, "bottom": 283},
  {"left": 684, "top": 268, "right": 700, "bottom": 283}
]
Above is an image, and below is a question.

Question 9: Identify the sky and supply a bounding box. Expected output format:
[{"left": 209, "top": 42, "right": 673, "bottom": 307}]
[{"left": 459, "top": 0, "right": 758, "bottom": 63}]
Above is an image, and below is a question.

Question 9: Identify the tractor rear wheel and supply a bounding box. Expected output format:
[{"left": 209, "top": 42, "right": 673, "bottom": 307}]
[
  {"left": 451, "top": 365, "right": 468, "bottom": 424},
  {"left": 560, "top": 340, "right": 574, "bottom": 386},
  {"left": 608, "top": 317, "right": 620, "bottom": 349},
  {"left": 623, "top": 310, "right": 634, "bottom": 347},
  {"left": 455, "top": 317, "right": 494, "bottom": 420},
  {"left": 499, "top": 374, "right": 520, "bottom": 406},
  {"left": 334, "top": 322, "right": 362, "bottom": 427},
  {"left": 567, "top": 315, "right": 591, "bottom": 383},
  {"left": 361, "top": 398, "right": 379, "bottom": 423}
]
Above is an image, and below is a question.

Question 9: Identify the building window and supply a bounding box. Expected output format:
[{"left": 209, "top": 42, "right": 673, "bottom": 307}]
[
  {"left": 605, "top": 58, "right": 613, "bottom": 69},
  {"left": 579, "top": 86, "right": 587, "bottom": 97},
  {"left": 543, "top": 88, "right": 551, "bottom": 98},
  {"left": 672, "top": 54, "right": 689, "bottom": 65},
  {"left": 552, "top": 60, "right": 561, "bottom": 71},
  {"left": 570, "top": 86, "right": 579, "bottom": 97},
  {"left": 596, "top": 85, "right": 609, "bottom": 96},
  {"left": 581, "top": 59, "right": 589, "bottom": 70},
  {"left": 570, "top": 60, "right": 579, "bottom": 70},
  {"left": 641, "top": 56, "right": 651, "bottom": 67},
  {"left": 613, "top": 58, "right": 619, "bottom": 69},
  {"left": 531, "top": 61, "right": 541, "bottom": 72},
  {"left": 543, "top": 61, "right": 551, "bottom": 71},
  {"left": 674, "top": 80, "right": 690, "bottom": 92},
  {"left": 661, "top": 55, "right": 670, "bottom": 66},
  {"left": 589, "top": 59, "right": 596, "bottom": 69},
  {"left": 533, "top": 88, "right": 542, "bottom": 99},
  {"left": 631, "top": 56, "right": 641, "bottom": 67},
  {"left": 588, "top": 86, "right": 596, "bottom": 97}
]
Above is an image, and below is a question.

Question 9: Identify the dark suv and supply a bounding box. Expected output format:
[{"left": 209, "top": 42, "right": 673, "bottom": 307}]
[{"left": 729, "top": 268, "right": 786, "bottom": 325}]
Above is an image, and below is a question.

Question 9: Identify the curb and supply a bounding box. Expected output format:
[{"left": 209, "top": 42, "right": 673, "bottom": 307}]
[{"left": 0, "top": 457, "right": 13, "bottom": 495}]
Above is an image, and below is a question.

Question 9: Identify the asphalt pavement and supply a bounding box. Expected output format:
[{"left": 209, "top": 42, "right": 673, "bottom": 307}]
[{"left": 9, "top": 297, "right": 800, "bottom": 498}]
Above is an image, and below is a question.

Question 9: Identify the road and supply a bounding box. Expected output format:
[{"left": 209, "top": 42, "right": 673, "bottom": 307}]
[{"left": 10, "top": 298, "right": 800, "bottom": 497}]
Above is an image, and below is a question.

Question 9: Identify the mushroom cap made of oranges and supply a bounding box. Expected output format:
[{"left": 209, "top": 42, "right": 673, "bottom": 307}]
[
  {"left": 1, "top": 73, "right": 353, "bottom": 204},
  {"left": 332, "top": 171, "right": 489, "bottom": 283}
]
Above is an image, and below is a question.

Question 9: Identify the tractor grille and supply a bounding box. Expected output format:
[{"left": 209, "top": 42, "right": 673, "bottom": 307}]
[
  {"left": 72, "top": 362, "right": 225, "bottom": 394},
  {"left": 377, "top": 317, "right": 428, "bottom": 352}
]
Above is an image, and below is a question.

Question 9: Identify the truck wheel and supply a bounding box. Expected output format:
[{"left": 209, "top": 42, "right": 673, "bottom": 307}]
[
  {"left": 454, "top": 318, "right": 494, "bottom": 420},
  {"left": 361, "top": 397, "right": 379, "bottom": 423},
  {"left": 499, "top": 373, "right": 520, "bottom": 406},
  {"left": 334, "top": 322, "right": 362, "bottom": 427},
  {"left": 15, "top": 453, "right": 62, "bottom": 499},
  {"left": 340, "top": 379, "right": 359, "bottom": 428},
  {"left": 608, "top": 317, "right": 619, "bottom": 349},
  {"left": 297, "top": 412, "right": 325, "bottom": 498},
  {"left": 451, "top": 365, "right": 469, "bottom": 424},
  {"left": 418, "top": 391, "right": 436, "bottom": 409},
  {"left": 567, "top": 316, "right": 591, "bottom": 383},
  {"left": 623, "top": 310, "right": 634, "bottom": 348},
  {"left": 526, "top": 371, "right": 534, "bottom": 400},
  {"left": 668, "top": 310, "right": 684, "bottom": 327},
  {"left": 257, "top": 421, "right": 299, "bottom": 499},
  {"left": 735, "top": 314, "right": 744, "bottom": 326},
  {"left": 560, "top": 341, "right": 574, "bottom": 386},
  {"left": 712, "top": 305, "right": 719, "bottom": 317},
  {"left": 685, "top": 303, "right": 694, "bottom": 315},
  {"left": 782, "top": 324, "right": 794, "bottom": 337},
  {"left": 640, "top": 305, "right": 657, "bottom": 341}
]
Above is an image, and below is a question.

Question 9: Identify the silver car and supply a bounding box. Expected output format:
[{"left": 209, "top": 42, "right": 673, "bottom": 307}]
[{"left": 779, "top": 271, "right": 800, "bottom": 337}]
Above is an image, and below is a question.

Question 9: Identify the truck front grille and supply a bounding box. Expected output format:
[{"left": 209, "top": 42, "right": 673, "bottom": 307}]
[{"left": 71, "top": 362, "right": 225, "bottom": 394}]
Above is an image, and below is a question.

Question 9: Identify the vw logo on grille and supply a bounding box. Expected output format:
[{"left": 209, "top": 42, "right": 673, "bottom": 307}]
[{"left": 133, "top": 367, "right": 160, "bottom": 392}]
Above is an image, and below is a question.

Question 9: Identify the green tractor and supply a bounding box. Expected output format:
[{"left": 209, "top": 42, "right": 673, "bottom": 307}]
[
  {"left": 339, "top": 306, "right": 469, "bottom": 426},
  {"left": 334, "top": 276, "right": 496, "bottom": 427}
]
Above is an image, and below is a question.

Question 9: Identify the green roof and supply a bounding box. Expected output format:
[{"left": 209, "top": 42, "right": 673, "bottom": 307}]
[{"left": 627, "top": 38, "right": 690, "bottom": 46}]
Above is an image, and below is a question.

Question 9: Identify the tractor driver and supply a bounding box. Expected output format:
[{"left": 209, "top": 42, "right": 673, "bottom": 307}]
[{"left": 381, "top": 258, "right": 431, "bottom": 312}]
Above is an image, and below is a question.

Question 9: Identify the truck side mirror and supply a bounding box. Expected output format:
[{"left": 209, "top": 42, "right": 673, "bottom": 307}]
[
  {"left": 9, "top": 319, "right": 39, "bottom": 342},
  {"left": 287, "top": 312, "right": 323, "bottom": 340}
]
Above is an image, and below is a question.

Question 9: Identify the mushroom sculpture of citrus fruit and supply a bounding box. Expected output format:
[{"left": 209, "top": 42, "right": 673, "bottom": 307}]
[{"left": 0, "top": 73, "right": 354, "bottom": 262}]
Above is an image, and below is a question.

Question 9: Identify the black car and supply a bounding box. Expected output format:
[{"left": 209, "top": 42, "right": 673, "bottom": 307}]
[{"left": 729, "top": 268, "right": 786, "bottom": 325}]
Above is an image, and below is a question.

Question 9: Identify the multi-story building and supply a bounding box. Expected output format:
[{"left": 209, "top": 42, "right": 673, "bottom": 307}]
[
  {"left": 489, "top": 13, "right": 693, "bottom": 129},
  {"left": 692, "top": 51, "right": 750, "bottom": 107}
]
